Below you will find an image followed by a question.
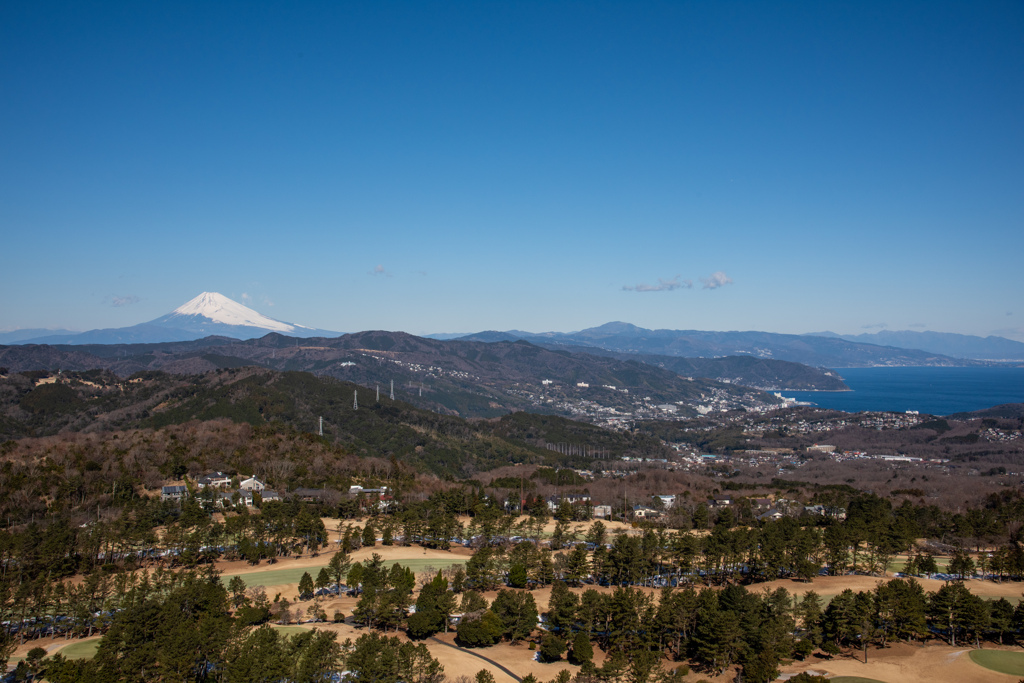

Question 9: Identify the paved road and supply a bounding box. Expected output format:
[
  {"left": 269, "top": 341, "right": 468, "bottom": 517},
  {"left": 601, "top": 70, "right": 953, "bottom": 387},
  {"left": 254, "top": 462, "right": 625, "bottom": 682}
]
[{"left": 428, "top": 636, "right": 523, "bottom": 682}]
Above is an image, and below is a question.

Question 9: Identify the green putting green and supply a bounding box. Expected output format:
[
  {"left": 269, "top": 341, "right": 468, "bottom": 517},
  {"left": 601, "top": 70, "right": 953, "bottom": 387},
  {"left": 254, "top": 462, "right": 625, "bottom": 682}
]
[
  {"left": 969, "top": 649, "right": 1024, "bottom": 675},
  {"left": 222, "top": 557, "right": 467, "bottom": 589},
  {"left": 270, "top": 625, "right": 312, "bottom": 636},
  {"left": 221, "top": 565, "right": 329, "bottom": 589},
  {"left": 889, "top": 556, "right": 951, "bottom": 573},
  {"left": 57, "top": 639, "right": 101, "bottom": 660}
]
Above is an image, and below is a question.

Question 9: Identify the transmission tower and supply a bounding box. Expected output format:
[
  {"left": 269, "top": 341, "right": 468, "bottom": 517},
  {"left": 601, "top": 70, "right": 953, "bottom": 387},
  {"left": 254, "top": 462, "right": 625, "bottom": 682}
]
[
  {"left": 353, "top": 390, "right": 358, "bottom": 410},
  {"left": 390, "top": 380, "right": 394, "bottom": 400}
]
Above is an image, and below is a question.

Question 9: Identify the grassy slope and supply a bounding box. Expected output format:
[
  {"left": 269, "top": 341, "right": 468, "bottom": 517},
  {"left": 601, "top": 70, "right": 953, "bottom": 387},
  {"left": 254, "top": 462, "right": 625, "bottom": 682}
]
[{"left": 969, "top": 649, "right": 1024, "bottom": 675}]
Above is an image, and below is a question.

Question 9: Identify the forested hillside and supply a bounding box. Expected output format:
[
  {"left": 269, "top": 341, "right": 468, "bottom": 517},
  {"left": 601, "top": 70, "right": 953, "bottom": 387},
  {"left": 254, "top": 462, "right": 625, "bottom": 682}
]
[
  {"left": 1, "top": 333, "right": 782, "bottom": 420},
  {"left": 0, "top": 367, "right": 677, "bottom": 524}
]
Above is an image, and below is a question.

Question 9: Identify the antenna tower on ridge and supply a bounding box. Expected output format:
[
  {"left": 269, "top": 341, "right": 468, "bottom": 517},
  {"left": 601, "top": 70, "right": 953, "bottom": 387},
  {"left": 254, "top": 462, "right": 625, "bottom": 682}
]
[
  {"left": 376, "top": 385, "right": 380, "bottom": 402},
  {"left": 390, "top": 380, "right": 394, "bottom": 400},
  {"left": 353, "top": 390, "right": 358, "bottom": 410},
  {"left": 319, "top": 416, "right": 323, "bottom": 436}
]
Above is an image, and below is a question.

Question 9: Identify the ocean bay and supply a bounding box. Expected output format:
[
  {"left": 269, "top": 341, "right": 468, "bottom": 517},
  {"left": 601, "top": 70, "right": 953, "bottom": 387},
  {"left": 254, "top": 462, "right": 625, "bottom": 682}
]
[{"left": 782, "top": 366, "right": 1024, "bottom": 416}]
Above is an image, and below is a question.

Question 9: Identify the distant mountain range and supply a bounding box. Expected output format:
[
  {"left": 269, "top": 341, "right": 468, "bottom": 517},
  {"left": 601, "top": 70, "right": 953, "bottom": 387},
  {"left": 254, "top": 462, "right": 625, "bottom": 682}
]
[
  {"left": 5, "top": 293, "right": 1020, "bottom": 375},
  {"left": 809, "top": 330, "right": 1024, "bottom": 362},
  {"left": 0, "top": 328, "right": 81, "bottom": 344},
  {"left": 452, "top": 322, "right": 1012, "bottom": 368},
  {"left": 5, "top": 292, "right": 338, "bottom": 345}
]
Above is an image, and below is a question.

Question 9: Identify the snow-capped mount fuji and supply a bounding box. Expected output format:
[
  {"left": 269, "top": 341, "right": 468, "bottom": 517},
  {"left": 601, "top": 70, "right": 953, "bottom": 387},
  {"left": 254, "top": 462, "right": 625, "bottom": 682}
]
[
  {"left": 151, "top": 292, "right": 317, "bottom": 336},
  {"left": 13, "top": 292, "right": 339, "bottom": 345}
]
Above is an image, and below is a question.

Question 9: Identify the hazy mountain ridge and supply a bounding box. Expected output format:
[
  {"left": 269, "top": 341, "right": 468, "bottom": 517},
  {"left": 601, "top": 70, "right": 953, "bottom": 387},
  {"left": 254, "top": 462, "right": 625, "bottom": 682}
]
[
  {"left": 462, "top": 340, "right": 849, "bottom": 391},
  {"left": 0, "top": 327, "right": 847, "bottom": 393},
  {"left": 458, "top": 323, "right": 994, "bottom": 367},
  {"left": 8, "top": 292, "right": 1010, "bottom": 371},
  {"left": 0, "top": 328, "right": 80, "bottom": 344},
  {"left": 811, "top": 329, "right": 1024, "bottom": 361},
  {"left": 581, "top": 349, "right": 849, "bottom": 391},
  {"left": 947, "top": 403, "right": 1024, "bottom": 420}
]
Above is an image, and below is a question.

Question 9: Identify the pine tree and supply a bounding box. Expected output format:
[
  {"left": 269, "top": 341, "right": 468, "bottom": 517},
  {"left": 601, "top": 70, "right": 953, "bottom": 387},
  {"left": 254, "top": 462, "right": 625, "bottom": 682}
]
[
  {"left": 228, "top": 575, "right": 248, "bottom": 609},
  {"left": 327, "top": 549, "right": 352, "bottom": 591},
  {"left": 989, "top": 597, "right": 1015, "bottom": 644},
  {"left": 585, "top": 521, "right": 607, "bottom": 547},
  {"left": 547, "top": 581, "right": 580, "bottom": 635},
  {"left": 508, "top": 562, "right": 528, "bottom": 588},
  {"left": 363, "top": 522, "right": 377, "bottom": 547},
  {"left": 408, "top": 572, "right": 448, "bottom": 639},
  {"left": 222, "top": 624, "right": 289, "bottom": 683},
  {"left": 949, "top": 549, "right": 976, "bottom": 580},
  {"left": 490, "top": 589, "right": 539, "bottom": 643},
  {"left": 875, "top": 578, "right": 927, "bottom": 644},
  {"left": 289, "top": 629, "right": 343, "bottom": 682},
  {"left": 569, "top": 631, "right": 593, "bottom": 666},
  {"left": 928, "top": 581, "right": 975, "bottom": 646},
  {"left": 539, "top": 634, "right": 566, "bottom": 662},
  {"left": 456, "top": 611, "right": 503, "bottom": 647},
  {"left": 298, "top": 571, "right": 315, "bottom": 600},
  {"left": 564, "top": 543, "right": 590, "bottom": 585},
  {"left": 342, "top": 632, "right": 443, "bottom": 683}
]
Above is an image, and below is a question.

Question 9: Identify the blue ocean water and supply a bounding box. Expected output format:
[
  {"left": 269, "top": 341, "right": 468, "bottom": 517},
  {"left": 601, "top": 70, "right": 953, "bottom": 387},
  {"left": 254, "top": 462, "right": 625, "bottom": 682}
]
[{"left": 782, "top": 366, "right": 1024, "bottom": 416}]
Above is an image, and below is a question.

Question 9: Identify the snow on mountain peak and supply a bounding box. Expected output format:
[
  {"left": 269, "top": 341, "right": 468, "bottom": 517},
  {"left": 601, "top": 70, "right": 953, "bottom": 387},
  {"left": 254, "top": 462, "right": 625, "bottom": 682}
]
[{"left": 169, "top": 292, "right": 296, "bottom": 332}]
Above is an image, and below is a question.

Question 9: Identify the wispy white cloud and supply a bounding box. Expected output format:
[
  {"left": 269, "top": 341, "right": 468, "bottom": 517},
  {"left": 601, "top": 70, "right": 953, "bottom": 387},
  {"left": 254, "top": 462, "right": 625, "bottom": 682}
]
[
  {"left": 862, "top": 322, "right": 888, "bottom": 329},
  {"left": 700, "top": 271, "right": 733, "bottom": 290},
  {"left": 909, "top": 323, "right": 927, "bottom": 328},
  {"left": 624, "top": 271, "right": 734, "bottom": 292},
  {"left": 111, "top": 295, "right": 140, "bottom": 307},
  {"left": 240, "top": 292, "right": 252, "bottom": 302},
  {"left": 370, "top": 264, "right": 392, "bottom": 277},
  {"left": 622, "top": 276, "right": 692, "bottom": 292}
]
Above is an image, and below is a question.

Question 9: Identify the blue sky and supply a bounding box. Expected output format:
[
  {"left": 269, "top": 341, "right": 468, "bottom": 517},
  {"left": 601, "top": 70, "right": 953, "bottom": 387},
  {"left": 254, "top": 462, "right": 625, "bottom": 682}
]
[{"left": 2, "top": 1, "right": 1022, "bottom": 339}]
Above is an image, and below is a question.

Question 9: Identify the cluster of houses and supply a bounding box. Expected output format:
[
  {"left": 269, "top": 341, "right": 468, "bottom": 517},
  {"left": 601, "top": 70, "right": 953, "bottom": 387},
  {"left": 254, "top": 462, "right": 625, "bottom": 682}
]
[
  {"left": 545, "top": 493, "right": 614, "bottom": 520},
  {"left": 160, "top": 472, "right": 282, "bottom": 507},
  {"left": 707, "top": 494, "right": 846, "bottom": 522},
  {"left": 160, "top": 474, "right": 393, "bottom": 511},
  {"left": 628, "top": 493, "right": 847, "bottom": 523},
  {"left": 536, "top": 490, "right": 825, "bottom": 523}
]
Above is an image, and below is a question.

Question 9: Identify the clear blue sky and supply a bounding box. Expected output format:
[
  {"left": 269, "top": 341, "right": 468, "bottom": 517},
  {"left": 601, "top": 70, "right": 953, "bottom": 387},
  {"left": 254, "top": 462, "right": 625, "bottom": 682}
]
[{"left": 2, "top": 1, "right": 1022, "bottom": 339}]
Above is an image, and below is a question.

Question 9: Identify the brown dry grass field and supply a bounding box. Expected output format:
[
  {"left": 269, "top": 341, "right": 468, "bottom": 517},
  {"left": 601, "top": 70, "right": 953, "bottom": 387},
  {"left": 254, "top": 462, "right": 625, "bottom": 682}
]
[{"left": 781, "top": 642, "right": 1024, "bottom": 683}]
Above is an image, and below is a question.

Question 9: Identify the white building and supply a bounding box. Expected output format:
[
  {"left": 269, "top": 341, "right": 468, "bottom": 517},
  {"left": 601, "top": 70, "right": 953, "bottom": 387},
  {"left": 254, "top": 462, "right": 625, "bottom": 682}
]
[
  {"left": 196, "top": 471, "right": 232, "bottom": 488},
  {"left": 239, "top": 476, "right": 266, "bottom": 492}
]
